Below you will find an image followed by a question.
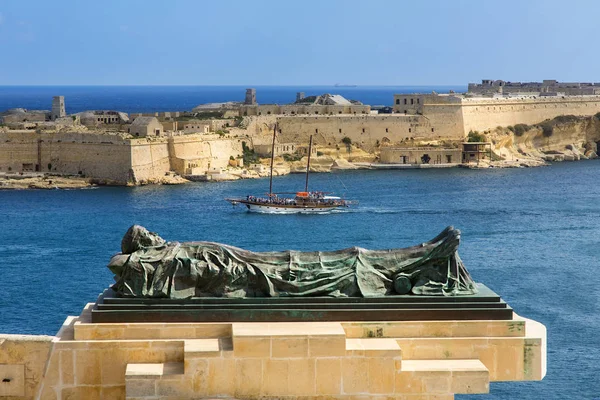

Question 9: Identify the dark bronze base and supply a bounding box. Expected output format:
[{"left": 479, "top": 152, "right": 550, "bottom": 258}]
[{"left": 90, "top": 283, "right": 512, "bottom": 323}]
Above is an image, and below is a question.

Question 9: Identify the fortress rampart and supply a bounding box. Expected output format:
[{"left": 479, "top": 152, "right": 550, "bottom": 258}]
[
  {"left": 460, "top": 96, "right": 600, "bottom": 133},
  {"left": 0, "top": 131, "right": 244, "bottom": 184},
  {"left": 275, "top": 114, "right": 454, "bottom": 150}
]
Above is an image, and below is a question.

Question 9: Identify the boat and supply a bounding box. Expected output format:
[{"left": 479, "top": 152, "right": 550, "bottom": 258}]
[{"left": 225, "top": 125, "right": 357, "bottom": 214}]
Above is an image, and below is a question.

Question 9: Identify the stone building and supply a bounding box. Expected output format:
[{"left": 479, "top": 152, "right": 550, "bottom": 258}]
[
  {"left": 468, "top": 79, "right": 600, "bottom": 96},
  {"left": 51, "top": 96, "right": 66, "bottom": 120},
  {"left": 128, "top": 117, "right": 164, "bottom": 137},
  {"left": 380, "top": 147, "right": 462, "bottom": 164},
  {"left": 182, "top": 121, "right": 210, "bottom": 134},
  {"left": 245, "top": 88, "right": 257, "bottom": 105},
  {"left": 0, "top": 108, "right": 49, "bottom": 124},
  {"left": 78, "top": 110, "right": 129, "bottom": 127},
  {"left": 253, "top": 142, "right": 298, "bottom": 157}
]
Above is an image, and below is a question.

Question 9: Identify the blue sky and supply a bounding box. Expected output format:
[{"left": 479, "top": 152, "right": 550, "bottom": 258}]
[{"left": 0, "top": 0, "right": 597, "bottom": 85}]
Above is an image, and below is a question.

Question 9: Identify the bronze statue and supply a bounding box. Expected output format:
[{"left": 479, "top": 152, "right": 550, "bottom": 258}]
[{"left": 108, "top": 225, "right": 478, "bottom": 299}]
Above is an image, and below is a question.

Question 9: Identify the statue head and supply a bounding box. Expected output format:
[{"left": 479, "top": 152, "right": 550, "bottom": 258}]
[{"left": 121, "top": 225, "right": 166, "bottom": 254}]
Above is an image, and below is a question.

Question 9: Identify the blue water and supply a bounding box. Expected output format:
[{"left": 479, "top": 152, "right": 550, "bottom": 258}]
[
  {"left": 0, "top": 85, "right": 465, "bottom": 114},
  {"left": 1, "top": 162, "right": 600, "bottom": 399}
]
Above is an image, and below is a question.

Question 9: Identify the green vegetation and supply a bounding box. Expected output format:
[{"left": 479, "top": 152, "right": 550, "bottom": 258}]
[
  {"left": 241, "top": 141, "right": 259, "bottom": 165},
  {"left": 316, "top": 151, "right": 324, "bottom": 156},
  {"left": 512, "top": 124, "right": 531, "bottom": 137},
  {"left": 294, "top": 95, "right": 317, "bottom": 104},
  {"left": 537, "top": 121, "right": 554, "bottom": 138},
  {"left": 552, "top": 115, "right": 580, "bottom": 124},
  {"left": 594, "top": 112, "right": 600, "bottom": 120},
  {"left": 467, "top": 130, "right": 486, "bottom": 142},
  {"left": 341, "top": 136, "right": 352, "bottom": 145},
  {"left": 282, "top": 153, "right": 302, "bottom": 162}
]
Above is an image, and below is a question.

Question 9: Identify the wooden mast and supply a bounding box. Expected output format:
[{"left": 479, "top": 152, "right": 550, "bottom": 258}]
[
  {"left": 305, "top": 135, "right": 313, "bottom": 193},
  {"left": 268, "top": 123, "right": 277, "bottom": 196}
]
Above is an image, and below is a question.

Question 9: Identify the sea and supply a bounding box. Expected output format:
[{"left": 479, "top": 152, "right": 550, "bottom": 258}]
[{"left": 0, "top": 86, "right": 599, "bottom": 399}]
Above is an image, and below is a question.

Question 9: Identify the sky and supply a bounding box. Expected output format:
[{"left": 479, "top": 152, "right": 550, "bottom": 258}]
[{"left": 0, "top": 0, "right": 598, "bottom": 85}]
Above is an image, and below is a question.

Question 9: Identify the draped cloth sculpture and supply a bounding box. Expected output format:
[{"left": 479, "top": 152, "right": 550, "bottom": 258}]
[{"left": 108, "top": 225, "right": 478, "bottom": 299}]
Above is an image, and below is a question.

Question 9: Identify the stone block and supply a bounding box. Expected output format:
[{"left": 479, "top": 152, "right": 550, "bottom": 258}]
[
  {"left": 100, "top": 385, "right": 126, "bottom": 399},
  {"left": 368, "top": 357, "right": 395, "bottom": 394},
  {"left": 451, "top": 370, "right": 489, "bottom": 394},
  {"left": 59, "top": 350, "right": 74, "bottom": 385},
  {"left": 74, "top": 349, "right": 101, "bottom": 385},
  {"left": 156, "top": 376, "right": 193, "bottom": 397},
  {"left": 0, "top": 364, "right": 24, "bottom": 396},
  {"left": 191, "top": 360, "right": 209, "bottom": 396},
  {"left": 342, "top": 357, "right": 369, "bottom": 394},
  {"left": 287, "top": 358, "right": 315, "bottom": 395},
  {"left": 207, "top": 358, "right": 235, "bottom": 396},
  {"left": 126, "top": 379, "right": 156, "bottom": 397},
  {"left": 271, "top": 337, "right": 309, "bottom": 358},
  {"left": 234, "top": 358, "right": 263, "bottom": 397},
  {"left": 309, "top": 336, "right": 346, "bottom": 357},
  {"left": 262, "top": 359, "right": 289, "bottom": 395},
  {"left": 233, "top": 337, "right": 270, "bottom": 358},
  {"left": 315, "top": 358, "right": 341, "bottom": 395},
  {"left": 61, "top": 385, "right": 101, "bottom": 400},
  {"left": 395, "top": 371, "right": 424, "bottom": 394},
  {"left": 185, "top": 339, "right": 221, "bottom": 358}
]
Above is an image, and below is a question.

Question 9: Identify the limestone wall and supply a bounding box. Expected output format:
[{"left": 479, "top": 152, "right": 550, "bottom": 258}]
[
  {"left": 0, "top": 131, "right": 133, "bottom": 183},
  {"left": 275, "top": 115, "right": 454, "bottom": 151},
  {"left": 0, "top": 334, "right": 53, "bottom": 399},
  {"left": 461, "top": 96, "right": 600, "bottom": 133},
  {"left": 168, "top": 134, "right": 245, "bottom": 174},
  {"left": 129, "top": 139, "right": 171, "bottom": 183}
]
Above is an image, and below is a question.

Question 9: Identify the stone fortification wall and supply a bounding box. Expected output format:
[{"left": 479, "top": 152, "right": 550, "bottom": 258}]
[
  {"left": 461, "top": 96, "right": 600, "bottom": 133},
  {"left": 240, "top": 104, "right": 370, "bottom": 116},
  {"left": 0, "top": 131, "right": 133, "bottom": 182},
  {"left": 168, "top": 134, "right": 244, "bottom": 174},
  {"left": 275, "top": 115, "right": 458, "bottom": 151},
  {"left": 129, "top": 139, "right": 171, "bottom": 183}
]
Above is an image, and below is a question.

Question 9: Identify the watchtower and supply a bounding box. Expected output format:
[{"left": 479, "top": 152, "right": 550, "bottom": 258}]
[
  {"left": 51, "top": 96, "right": 66, "bottom": 120},
  {"left": 244, "top": 88, "right": 256, "bottom": 105},
  {"left": 296, "top": 92, "right": 305, "bottom": 102}
]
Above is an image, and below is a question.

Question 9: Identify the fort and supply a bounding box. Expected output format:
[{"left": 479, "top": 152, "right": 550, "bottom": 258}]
[{"left": 1, "top": 83, "right": 600, "bottom": 187}]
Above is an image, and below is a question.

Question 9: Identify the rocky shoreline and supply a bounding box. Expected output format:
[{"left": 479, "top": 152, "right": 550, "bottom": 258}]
[{"left": 2, "top": 151, "right": 596, "bottom": 190}]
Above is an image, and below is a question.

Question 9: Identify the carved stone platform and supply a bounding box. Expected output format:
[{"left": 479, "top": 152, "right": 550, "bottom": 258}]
[{"left": 91, "top": 283, "right": 513, "bottom": 323}]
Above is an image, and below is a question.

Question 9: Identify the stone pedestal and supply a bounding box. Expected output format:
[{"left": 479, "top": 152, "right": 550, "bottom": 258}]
[{"left": 3, "top": 300, "right": 545, "bottom": 400}]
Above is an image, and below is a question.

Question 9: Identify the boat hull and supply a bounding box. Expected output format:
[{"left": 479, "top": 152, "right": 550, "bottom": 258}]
[{"left": 228, "top": 200, "right": 344, "bottom": 214}]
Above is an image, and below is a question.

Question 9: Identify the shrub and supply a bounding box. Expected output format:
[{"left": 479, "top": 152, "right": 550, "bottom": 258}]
[
  {"left": 553, "top": 115, "right": 579, "bottom": 124},
  {"left": 513, "top": 124, "right": 530, "bottom": 136},
  {"left": 341, "top": 136, "right": 352, "bottom": 145},
  {"left": 538, "top": 122, "right": 553, "bottom": 137},
  {"left": 316, "top": 151, "right": 324, "bottom": 156},
  {"left": 594, "top": 112, "right": 600, "bottom": 120},
  {"left": 467, "top": 130, "right": 486, "bottom": 142}
]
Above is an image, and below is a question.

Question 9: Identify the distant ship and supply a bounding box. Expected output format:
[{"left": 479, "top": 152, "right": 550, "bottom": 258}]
[
  {"left": 334, "top": 83, "right": 357, "bottom": 87},
  {"left": 225, "top": 126, "right": 356, "bottom": 214}
]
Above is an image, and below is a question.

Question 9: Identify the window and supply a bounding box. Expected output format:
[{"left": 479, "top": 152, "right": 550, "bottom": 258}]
[
  {"left": 411, "top": 99, "right": 414, "bottom": 105},
  {"left": 385, "top": 128, "right": 388, "bottom": 133},
  {"left": 417, "top": 98, "right": 420, "bottom": 104},
  {"left": 404, "top": 99, "right": 407, "bottom": 105},
  {"left": 446, "top": 155, "right": 452, "bottom": 163},
  {"left": 315, "top": 129, "right": 318, "bottom": 133},
  {"left": 409, "top": 128, "right": 411, "bottom": 133},
  {"left": 396, "top": 99, "right": 400, "bottom": 104},
  {"left": 339, "top": 129, "right": 342, "bottom": 133},
  {"left": 362, "top": 128, "right": 365, "bottom": 133},
  {"left": 431, "top": 128, "right": 434, "bottom": 132}
]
